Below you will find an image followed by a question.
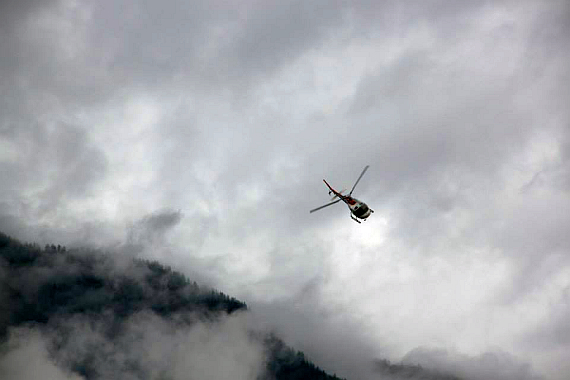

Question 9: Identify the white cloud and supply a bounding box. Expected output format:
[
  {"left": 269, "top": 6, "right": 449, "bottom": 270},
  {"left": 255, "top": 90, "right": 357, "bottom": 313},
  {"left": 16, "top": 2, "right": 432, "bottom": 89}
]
[
  {"left": 1, "top": 0, "right": 569, "bottom": 379},
  {"left": 0, "top": 328, "right": 84, "bottom": 380}
]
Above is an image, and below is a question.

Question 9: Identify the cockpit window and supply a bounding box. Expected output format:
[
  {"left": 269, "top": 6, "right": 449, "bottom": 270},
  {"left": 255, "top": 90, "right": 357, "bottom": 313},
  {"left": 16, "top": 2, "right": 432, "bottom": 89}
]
[{"left": 352, "top": 203, "right": 369, "bottom": 217}]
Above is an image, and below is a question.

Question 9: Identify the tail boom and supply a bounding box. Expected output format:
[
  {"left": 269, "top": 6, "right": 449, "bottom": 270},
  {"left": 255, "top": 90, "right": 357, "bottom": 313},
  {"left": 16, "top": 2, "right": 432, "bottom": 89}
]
[{"left": 323, "top": 179, "right": 339, "bottom": 197}]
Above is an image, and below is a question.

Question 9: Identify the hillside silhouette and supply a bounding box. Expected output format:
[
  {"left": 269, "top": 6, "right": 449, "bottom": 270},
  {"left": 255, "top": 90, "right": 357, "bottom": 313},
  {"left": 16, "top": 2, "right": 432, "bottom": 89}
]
[
  {"left": 1, "top": 231, "right": 463, "bottom": 380},
  {"left": 0, "top": 231, "right": 343, "bottom": 380}
]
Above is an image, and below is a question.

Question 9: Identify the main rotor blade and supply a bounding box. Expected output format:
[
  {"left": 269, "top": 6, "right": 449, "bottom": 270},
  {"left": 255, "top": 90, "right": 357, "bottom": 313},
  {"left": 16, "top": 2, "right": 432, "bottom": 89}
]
[
  {"left": 309, "top": 199, "right": 341, "bottom": 213},
  {"left": 349, "top": 165, "right": 369, "bottom": 195}
]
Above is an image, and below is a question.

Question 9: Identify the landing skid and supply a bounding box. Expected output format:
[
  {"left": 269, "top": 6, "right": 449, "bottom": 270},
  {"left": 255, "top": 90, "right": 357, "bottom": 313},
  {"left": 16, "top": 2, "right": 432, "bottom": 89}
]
[{"left": 350, "top": 214, "right": 362, "bottom": 223}]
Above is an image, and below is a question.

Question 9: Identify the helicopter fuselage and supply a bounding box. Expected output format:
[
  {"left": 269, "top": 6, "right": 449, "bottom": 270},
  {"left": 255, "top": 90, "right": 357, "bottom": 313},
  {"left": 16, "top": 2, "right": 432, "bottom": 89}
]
[
  {"left": 324, "top": 179, "right": 373, "bottom": 221},
  {"left": 310, "top": 167, "right": 373, "bottom": 223},
  {"left": 345, "top": 197, "right": 372, "bottom": 219}
]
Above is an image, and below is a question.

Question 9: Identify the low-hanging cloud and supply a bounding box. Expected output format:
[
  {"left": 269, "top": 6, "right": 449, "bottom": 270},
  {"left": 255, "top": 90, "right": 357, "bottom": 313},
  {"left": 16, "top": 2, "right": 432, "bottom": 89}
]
[
  {"left": 0, "top": 328, "right": 83, "bottom": 380},
  {"left": 0, "top": 313, "right": 266, "bottom": 380},
  {"left": 47, "top": 311, "right": 265, "bottom": 380},
  {"left": 0, "top": 233, "right": 268, "bottom": 380},
  {"left": 402, "top": 347, "right": 542, "bottom": 380}
]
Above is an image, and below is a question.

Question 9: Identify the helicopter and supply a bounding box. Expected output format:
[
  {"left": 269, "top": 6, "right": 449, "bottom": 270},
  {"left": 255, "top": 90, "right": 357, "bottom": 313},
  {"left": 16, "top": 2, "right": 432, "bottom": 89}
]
[{"left": 310, "top": 165, "right": 374, "bottom": 223}]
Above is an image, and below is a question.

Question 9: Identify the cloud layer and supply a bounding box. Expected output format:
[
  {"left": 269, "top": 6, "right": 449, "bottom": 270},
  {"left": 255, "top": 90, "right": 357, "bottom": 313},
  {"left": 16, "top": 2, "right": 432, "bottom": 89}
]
[{"left": 1, "top": 1, "right": 569, "bottom": 379}]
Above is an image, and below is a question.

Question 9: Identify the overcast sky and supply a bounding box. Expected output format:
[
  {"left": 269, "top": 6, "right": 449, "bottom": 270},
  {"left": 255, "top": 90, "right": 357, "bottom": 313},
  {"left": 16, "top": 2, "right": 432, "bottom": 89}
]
[{"left": 1, "top": 0, "right": 569, "bottom": 379}]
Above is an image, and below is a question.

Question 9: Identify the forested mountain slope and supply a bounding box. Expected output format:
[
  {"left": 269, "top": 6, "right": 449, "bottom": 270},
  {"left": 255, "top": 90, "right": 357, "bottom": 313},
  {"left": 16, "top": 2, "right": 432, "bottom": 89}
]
[
  {"left": 0, "top": 232, "right": 343, "bottom": 380},
  {"left": 1, "top": 232, "right": 463, "bottom": 380}
]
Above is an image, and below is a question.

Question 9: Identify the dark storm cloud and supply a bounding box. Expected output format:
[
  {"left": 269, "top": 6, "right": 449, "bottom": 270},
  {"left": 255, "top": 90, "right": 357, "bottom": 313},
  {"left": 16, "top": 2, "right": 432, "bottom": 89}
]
[{"left": 127, "top": 209, "right": 183, "bottom": 246}]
